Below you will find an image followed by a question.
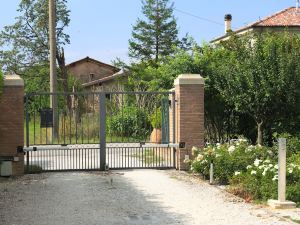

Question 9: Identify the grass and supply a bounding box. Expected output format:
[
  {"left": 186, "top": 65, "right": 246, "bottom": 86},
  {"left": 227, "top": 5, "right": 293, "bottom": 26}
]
[{"left": 25, "top": 114, "right": 150, "bottom": 145}]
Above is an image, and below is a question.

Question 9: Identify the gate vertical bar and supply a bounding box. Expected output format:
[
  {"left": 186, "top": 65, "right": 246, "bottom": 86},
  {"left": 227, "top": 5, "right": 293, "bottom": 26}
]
[
  {"left": 99, "top": 93, "right": 106, "bottom": 171},
  {"left": 25, "top": 95, "right": 30, "bottom": 173},
  {"left": 172, "top": 92, "right": 176, "bottom": 168}
]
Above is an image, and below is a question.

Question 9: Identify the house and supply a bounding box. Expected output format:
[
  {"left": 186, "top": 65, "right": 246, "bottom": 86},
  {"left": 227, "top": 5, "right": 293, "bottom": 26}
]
[
  {"left": 66, "top": 56, "right": 128, "bottom": 92},
  {"left": 211, "top": 7, "right": 300, "bottom": 44}
]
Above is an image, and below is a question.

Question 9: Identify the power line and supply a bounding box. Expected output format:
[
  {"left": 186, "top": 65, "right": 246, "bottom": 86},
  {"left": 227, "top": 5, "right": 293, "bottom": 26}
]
[{"left": 174, "top": 8, "right": 237, "bottom": 29}]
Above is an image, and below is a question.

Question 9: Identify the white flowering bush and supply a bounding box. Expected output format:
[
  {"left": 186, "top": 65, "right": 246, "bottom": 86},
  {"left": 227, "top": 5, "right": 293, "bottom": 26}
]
[
  {"left": 231, "top": 158, "right": 300, "bottom": 204},
  {"left": 189, "top": 138, "right": 300, "bottom": 205},
  {"left": 190, "top": 139, "right": 274, "bottom": 184}
]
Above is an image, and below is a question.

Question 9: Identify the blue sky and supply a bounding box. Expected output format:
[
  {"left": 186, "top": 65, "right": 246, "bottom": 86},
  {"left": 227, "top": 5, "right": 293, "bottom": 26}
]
[{"left": 0, "top": 0, "right": 295, "bottom": 64}]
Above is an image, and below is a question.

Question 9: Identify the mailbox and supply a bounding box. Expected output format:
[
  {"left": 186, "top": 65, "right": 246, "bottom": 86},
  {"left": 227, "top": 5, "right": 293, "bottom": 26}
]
[{"left": 40, "top": 108, "right": 53, "bottom": 128}]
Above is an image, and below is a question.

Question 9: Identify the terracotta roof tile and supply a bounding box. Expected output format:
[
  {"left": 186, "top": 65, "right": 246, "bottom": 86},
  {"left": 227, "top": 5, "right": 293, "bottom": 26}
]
[
  {"left": 254, "top": 7, "right": 300, "bottom": 26},
  {"left": 211, "top": 7, "right": 300, "bottom": 43}
]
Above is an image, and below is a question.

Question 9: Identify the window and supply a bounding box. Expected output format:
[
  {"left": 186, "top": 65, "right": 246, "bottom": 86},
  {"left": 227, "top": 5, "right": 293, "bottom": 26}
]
[{"left": 89, "top": 73, "right": 95, "bottom": 81}]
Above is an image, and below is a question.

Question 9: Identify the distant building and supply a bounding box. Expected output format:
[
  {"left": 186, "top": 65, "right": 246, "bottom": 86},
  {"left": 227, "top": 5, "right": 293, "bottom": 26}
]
[
  {"left": 211, "top": 7, "right": 300, "bottom": 44},
  {"left": 66, "top": 56, "right": 128, "bottom": 92}
]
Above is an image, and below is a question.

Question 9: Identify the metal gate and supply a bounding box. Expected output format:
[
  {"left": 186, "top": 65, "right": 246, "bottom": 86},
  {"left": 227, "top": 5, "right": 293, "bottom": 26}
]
[{"left": 24, "top": 91, "right": 176, "bottom": 173}]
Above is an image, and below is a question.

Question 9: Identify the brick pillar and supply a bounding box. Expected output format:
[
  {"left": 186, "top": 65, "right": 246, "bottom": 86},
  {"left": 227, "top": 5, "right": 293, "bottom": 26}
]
[
  {"left": 0, "top": 75, "right": 24, "bottom": 175},
  {"left": 174, "top": 74, "right": 204, "bottom": 170}
]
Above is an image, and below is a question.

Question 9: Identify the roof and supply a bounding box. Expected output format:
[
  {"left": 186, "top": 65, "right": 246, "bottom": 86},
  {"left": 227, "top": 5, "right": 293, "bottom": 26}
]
[
  {"left": 211, "top": 7, "right": 300, "bottom": 43},
  {"left": 66, "top": 56, "right": 120, "bottom": 73},
  {"left": 82, "top": 69, "right": 129, "bottom": 87}
]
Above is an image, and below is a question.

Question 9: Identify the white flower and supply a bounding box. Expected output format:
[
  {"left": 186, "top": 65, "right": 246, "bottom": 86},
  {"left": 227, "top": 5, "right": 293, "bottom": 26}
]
[
  {"left": 235, "top": 171, "right": 241, "bottom": 176},
  {"left": 246, "top": 145, "right": 254, "bottom": 152},
  {"left": 272, "top": 175, "right": 278, "bottom": 181},
  {"left": 228, "top": 146, "right": 235, "bottom": 153},
  {"left": 192, "top": 146, "right": 199, "bottom": 156},
  {"left": 274, "top": 165, "right": 279, "bottom": 170},
  {"left": 238, "top": 139, "right": 247, "bottom": 143},
  {"left": 254, "top": 159, "right": 261, "bottom": 167},
  {"left": 262, "top": 168, "right": 268, "bottom": 176},
  {"left": 258, "top": 165, "right": 264, "bottom": 170},
  {"left": 251, "top": 170, "right": 257, "bottom": 175},
  {"left": 246, "top": 165, "right": 252, "bottom": 170},
  {"left": 197, "top": 154, "right": 204, "bottom": 161},
  {"left": 216, "top": 143, "right": 221, "bottom": 149},
  {"left": 268, "top": 164, "right": 273, "bottom": 168},
  {"left": 288, "top": 168, "right": 293, "bottom": 174},
  {"left": 184, "top": 159, "right": 191, "bottom": 164},
  {"left": 264, "top": 159, "right": 271, "bottom": 164},
  {"left": 201, "top": 159, "right": 208, "bottom": 164},
  {"left": 267, "top": 150, "right": 273, "bottom": 156}
]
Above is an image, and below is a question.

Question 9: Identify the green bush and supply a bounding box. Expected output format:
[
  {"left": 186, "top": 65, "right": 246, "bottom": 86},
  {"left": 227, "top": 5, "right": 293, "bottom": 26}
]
[
  {"left": 107, "top": 106, "right": 150, "bottom": 139},
  {"left": 189, "top": 138, "right": 300, "bottom": 205},
  {"left": 149, "top": 108, "right": 162, "bottom": 129},
  {"left": 190, "top": 140, "right": 275, "bottom": 184}
]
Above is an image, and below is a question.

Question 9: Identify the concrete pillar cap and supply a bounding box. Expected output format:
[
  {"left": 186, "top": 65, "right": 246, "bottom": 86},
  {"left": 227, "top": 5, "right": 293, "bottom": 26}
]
[
  {"left": 4, "top": 74, "right": 24, "bottom": 86},
  {"left": 174, "top": 74, "right": 204, "bottom": 85}
]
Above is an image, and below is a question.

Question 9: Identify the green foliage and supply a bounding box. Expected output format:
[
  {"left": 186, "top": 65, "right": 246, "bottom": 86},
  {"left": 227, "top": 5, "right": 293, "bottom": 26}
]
[
  {"left": 190, "top": 140, "right": 275, "bottom": 184},
  {"left": 23, "top": 64, "right": 50, "bottom": 93},
  {"left": 150, "top": 108, "right": 162, "bottom": 129},
  {"left": 129, "top": 0, "right": 179, "bottom": 65},
  {"left": 0, "top": 0, "right": 70, "bottom": 74},
  {"left": 189, "top": 137, "right": 300, "bottom": 205},
  {"left": 210, "top": 32, "right": 300, "bottom": 144},
  {"left": 107, "top": 106, "right": 150, "bottom": 139},
  {"left": 131, "top": 31, "right": 300, "bottom": 144}
]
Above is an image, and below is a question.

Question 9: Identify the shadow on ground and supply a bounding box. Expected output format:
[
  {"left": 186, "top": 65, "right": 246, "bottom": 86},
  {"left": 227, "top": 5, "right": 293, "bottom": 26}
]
[{"left": 0, "top": 171, "right": 185, "bottom": 225}]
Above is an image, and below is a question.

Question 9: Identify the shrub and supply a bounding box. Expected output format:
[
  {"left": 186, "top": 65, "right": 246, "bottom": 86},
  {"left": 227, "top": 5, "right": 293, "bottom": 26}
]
[
  {"left": 149, "top": 108, "right": 162, "bottom": 129},
  {"left": 190, "top": 140, "right": 275, "bottom": 184},
  {"left": 189, "top": 138, "right": 300, "bottom": 205},
  {"left": 107, "top": 106, "right": 150, "bottom": 139}
]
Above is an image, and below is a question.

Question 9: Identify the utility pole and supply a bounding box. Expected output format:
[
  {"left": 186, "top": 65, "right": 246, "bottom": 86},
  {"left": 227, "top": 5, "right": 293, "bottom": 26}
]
[{"left": 49, "top": 0, "right": 58, "bottom": 139}]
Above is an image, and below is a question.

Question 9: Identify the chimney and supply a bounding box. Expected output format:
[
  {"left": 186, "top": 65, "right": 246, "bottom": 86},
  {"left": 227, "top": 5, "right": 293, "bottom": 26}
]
[{"left": 224, "top": 14, "right": 232, "bottom": 34}]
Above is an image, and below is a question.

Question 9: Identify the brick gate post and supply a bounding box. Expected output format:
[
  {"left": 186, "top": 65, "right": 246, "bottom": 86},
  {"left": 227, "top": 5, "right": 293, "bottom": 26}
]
[
  {"left": 174, "top": 74, "right": 204, "bottom": 170},
  {"left": 0, "top": 75, "right": 24, "bottom": 176}
]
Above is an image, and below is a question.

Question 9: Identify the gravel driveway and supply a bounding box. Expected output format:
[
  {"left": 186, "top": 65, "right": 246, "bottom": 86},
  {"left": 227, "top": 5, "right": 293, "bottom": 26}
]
[{"left": 0, "top": 170, "right": 296, "bottom": 225}]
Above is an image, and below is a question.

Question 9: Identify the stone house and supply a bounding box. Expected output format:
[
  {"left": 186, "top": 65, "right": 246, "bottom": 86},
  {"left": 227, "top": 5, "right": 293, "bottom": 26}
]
[
  {"left": 66, "top": 56, "right": 128, "bottom": 92},
  {"left": 211, "top": 7, "right": 300, "bottom": 44}
]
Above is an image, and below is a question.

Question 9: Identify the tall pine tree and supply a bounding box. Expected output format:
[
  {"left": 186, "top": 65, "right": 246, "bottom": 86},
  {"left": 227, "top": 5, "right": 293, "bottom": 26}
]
[{"left": 129, "top": 0, "right": 179, "bottom": 65}]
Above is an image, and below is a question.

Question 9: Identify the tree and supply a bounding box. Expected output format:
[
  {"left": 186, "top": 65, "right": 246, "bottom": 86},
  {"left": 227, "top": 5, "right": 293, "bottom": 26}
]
[
  {"left": 0, "top": 0, "right": 70, "bottom": 92},
  {"left": 129, "top": 0, "right": 179, "bottom": 65},
  {"left": 212, "top": 32, "right": 300, "bottom": 145}
]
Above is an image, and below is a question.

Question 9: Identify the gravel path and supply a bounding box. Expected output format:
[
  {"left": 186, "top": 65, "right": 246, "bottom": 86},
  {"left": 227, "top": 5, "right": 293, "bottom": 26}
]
[{"left": 0, "top": 170, "right": 296, "bottom": 225}]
